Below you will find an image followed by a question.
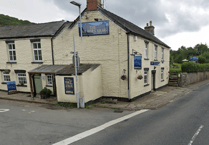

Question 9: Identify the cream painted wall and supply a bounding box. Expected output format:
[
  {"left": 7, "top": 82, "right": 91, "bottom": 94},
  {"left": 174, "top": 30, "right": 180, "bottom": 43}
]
[
  {"left": 56, "top": 65, "right": 102, "bottom": 103},
  {"left": 0, "top": 38, "right": 53, "bottom": 92},
  {"left": 129, "top": 35, "right": 170, "bottom": 98},
  {"left": 53, "top": 11, "right": 128, "bottom": 99}
]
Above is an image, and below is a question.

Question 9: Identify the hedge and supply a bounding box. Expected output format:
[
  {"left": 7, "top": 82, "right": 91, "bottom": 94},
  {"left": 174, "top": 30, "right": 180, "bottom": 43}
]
[{"left": 181, "top": 62, "right": 209, "bottom": 73}]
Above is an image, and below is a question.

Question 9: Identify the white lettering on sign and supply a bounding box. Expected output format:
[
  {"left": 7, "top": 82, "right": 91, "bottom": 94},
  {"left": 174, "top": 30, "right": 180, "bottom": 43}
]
[{"left": 0, "top": 109, "right": 10, "bottom": 113}]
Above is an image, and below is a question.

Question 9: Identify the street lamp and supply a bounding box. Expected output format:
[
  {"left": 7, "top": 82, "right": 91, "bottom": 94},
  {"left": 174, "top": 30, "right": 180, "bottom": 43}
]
[
  {"left": 70, "top": 1, "right": 83, "bottom": 108},
  {"left": 70, "top": 1, "right": 83, "bottom": 41}
]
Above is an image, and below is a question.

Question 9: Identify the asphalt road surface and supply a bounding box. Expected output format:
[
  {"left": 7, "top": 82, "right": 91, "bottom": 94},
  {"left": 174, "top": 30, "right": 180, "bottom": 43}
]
[
  {"left": 1, "top": 83, "right": 209, "bottom": 145},
  {"left": 72, "top": 84, "right": 209, "bottom": 145}
]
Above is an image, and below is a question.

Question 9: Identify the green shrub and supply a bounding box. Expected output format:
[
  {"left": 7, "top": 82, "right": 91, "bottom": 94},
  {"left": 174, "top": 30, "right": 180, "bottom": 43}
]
[
  {"left": 198, "top": 56, "right": 206, "bottom": 64},
  {"left": 40, "top": 87, "right": 52, "bottom": 95},
  {"left": 181, "top": 62, "right": 209, "bottom": 73}
]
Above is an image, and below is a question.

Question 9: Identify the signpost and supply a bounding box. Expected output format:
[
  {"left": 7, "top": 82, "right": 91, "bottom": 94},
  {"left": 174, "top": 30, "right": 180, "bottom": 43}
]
[
  {"left": 134, "top": 56, "right": 142, "bottom": 70},
  {"left": 78, "top": 20, "right": 109, "bottom": 36},
  {"left": 64, "top": 77, "right": 74, "bottom": 95},
  {"left": 7, "top": 81, "right": 17, "bottom": 94}
]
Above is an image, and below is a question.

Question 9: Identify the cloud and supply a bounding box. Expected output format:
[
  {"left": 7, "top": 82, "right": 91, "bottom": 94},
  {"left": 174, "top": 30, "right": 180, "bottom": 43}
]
[{"left": 48, "top": 0, "right": 209, "bottom": 38}]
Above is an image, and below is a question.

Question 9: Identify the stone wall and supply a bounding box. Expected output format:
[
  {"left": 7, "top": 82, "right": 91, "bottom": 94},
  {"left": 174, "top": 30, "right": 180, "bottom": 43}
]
[{"left": 178, "top": 72, "right": 209, "bottom": 87}]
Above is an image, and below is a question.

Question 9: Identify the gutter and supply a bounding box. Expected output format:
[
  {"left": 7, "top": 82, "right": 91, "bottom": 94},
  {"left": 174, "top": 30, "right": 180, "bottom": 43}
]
[
  {"left": 51, "top": 37, "right": 55, "bottom": 65},
  {"left": 127, "top": 32, "right": 131, "bottom": 101}
]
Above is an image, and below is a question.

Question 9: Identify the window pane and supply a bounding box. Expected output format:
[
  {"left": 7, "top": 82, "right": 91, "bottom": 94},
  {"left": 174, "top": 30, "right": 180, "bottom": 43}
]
[
  {"left": 9, "top": 44, "right": 12, "bottom": 49},
  {"left": 9, "top": 51, "right": 12, "bottom": 56},
  {"left": 13, "top": 44, "right": 15, "bottom": 49},
  {"left": 38, "top": 50, "right": 42, "bottom": 55},
  {"left": 35, "top": 56, "right": 38, "bottom": 60},
  {"left": 14, "top": 56, "right": 16, "bottom": 60},
  {"left": 38, "top": 43, "right": 41, "bottom": 48},
  {"left": 34, "top": 50, "right": 38, "bottom": 55},
  {"left": 33, "top": 43, "right": 37, "bottom": 49},
  {"left": 10, "top": 56, "right": 13, "bottom": 60},
  {"left": 39, "top": 56, "right": 42, "bottom": 60},
  {"left": 13, "top": 51, "right": 16, "bottom": 56}
]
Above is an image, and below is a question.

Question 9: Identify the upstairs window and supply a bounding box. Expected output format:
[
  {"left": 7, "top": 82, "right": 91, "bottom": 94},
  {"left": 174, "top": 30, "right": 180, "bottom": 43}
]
[
  {"left": 145, "top": 43, "right": 148, "bottom": 59},
  {"left": 154, "top": 45, "right": 157, "bottom": 60},
  {"left": 33, "top": 42, "right": 42, "bottom": 61},
  {"left": 8, "top": 43, "right": 16, "bottom": 62},
  {"left": 47, "top": 75, "right": 53, "bottom": 86},
  {"left": 3, "top": 71, "right": 10, "bottom": 82},
  {"left": 18, "top": 73, "right": 27, "bottom": 85},
  {"left": 162, "top": 48, "right": 164, "bottom": 60}
]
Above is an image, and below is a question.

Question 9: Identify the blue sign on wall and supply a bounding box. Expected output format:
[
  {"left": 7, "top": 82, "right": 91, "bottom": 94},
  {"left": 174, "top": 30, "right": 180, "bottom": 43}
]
[
  {"left": 150, "top": 61, "right": 160, "bottom": 65},
  {"left": 134, "top": 56, "right": 142, "bottom": 69},
  {"left": 78, "top": 20, "right": 109, "bottom": 36},
  {"left": 64, "top": 77, "right": 74, "bottom": 95},
  {"left": 7, "top": 81, "right": 16, "bottom": 92}
]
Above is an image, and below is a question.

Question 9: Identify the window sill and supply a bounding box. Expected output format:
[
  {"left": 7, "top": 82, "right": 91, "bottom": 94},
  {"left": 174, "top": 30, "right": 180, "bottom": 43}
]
[
  {"left": 46, "top": 85, "right": 53, "bottom": 87},
  {"left": 144, "top": 84, "right": 149, "bottom": 87},
  {"left": 161, "top": 80, "right": 164, "bottom": 82},
  {"left": 144, "top": 58, "right": 149, "bottom": 60},
  {"left": 31, "top": 62, "right": 43, "bottom": 64},
  {"left": 17, "top": 85, "right": 27, "bottom": 87},
  {"left": 1, "top": 82, "right": 7, "bottom": 84},
  {"left": 6, "top": 62, "right": 17, "bottom": 64}
]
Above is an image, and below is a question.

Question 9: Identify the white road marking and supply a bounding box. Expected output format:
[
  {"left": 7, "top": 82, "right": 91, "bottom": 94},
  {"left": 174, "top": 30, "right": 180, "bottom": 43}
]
[
  {"left": 0, "top": 109, "right": 10, "bottom": 113},
  {"left": 52, "top": 109, "right": 149, "bottom": 145},
  {"left": 22, "top": 109, "right": 26, "bottom": 112},
  {"left": 188, "top": 125, "right": 204, "bottom": 145}
]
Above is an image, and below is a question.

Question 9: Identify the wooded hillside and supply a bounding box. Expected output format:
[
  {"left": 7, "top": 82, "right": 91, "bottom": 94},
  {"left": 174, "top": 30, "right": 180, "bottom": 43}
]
[{"left": 0, "top": 14, "right": 34, "bottom": 26}]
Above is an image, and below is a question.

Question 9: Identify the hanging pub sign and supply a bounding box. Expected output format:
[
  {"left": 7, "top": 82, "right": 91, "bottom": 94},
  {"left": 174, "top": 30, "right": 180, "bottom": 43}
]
[
  {"left": 78, "top": 20, "right": 109, "bottom": 36},
  {"left": 7, "top": 81, "right": 17, "bottom": 94},
  {"left": 150, "top": 61, "right": 160, "bottom": 65},
  {"left": 64, "top": 77, "right": 74, "bottom": 95},
  {"left": 134, "top": 56, "right": 142, "bottom": 70}
]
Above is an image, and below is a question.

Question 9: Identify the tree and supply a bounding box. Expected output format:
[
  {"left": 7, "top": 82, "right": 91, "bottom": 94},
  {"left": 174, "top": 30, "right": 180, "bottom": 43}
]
[{"left": 198, "top": 56, "right": 206, "bottom": 64}]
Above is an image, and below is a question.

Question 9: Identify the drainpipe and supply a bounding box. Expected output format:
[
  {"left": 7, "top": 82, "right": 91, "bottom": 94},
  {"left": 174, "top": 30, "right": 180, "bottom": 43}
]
[
  {"left": 127, "top": 32, "right": 131, "bottom": 101},
  {"left": 51, "top": 37, "right": 55, "bottom": 65}
]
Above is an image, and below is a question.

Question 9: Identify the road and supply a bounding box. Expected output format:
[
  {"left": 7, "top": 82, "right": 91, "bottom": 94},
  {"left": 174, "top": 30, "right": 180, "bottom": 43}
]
[
  {"left": 72, "top": 84, "right": 209, "bottom": 145},
  {"left": 1, "top": 83, "right": 209, "bottom": 145}
]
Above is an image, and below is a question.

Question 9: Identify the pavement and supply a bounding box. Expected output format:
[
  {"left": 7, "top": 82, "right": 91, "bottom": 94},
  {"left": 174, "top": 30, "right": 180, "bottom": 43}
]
[
  {"left": 0, "top": 79, "right": 209, "bottom": 110},
  {"left": 95, "top": 79, "right": 209, "bottom": 110},
  {"left": 0, "top": 91, "right": 57, "bottom": 105}
]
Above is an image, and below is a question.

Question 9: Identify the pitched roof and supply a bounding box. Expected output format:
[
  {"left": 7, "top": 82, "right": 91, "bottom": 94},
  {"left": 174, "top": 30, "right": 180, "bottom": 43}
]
[
  {"left": 98, "top": 7, "right": 170, "bottom": 48},
  {"left": 70, "top": 7, "right": 170, "bottom": 48},
  {"left": 0, "top": 21, "right": 71, "bottom": 39}
]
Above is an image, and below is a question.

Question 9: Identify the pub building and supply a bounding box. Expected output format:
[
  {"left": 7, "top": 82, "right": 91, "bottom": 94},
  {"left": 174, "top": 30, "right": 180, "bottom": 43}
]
[{"left": 0, "top": 0, "right": 170, "bottom": 107}]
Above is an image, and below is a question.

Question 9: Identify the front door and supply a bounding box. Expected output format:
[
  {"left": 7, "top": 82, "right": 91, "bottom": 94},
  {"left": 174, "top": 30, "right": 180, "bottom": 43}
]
[
  {"left": 34, "top": 74, "right": 42, "bottom": 94},
  {"left": 152, "top": 70, "right": 156, "bottom": 91}
]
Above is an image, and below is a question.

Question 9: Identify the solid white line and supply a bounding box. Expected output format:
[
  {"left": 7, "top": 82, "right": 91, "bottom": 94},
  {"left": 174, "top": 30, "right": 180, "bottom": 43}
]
[
  {"left": 0, "top": 109, "right": 10, "bottom": 113},
  {"left": 188, "top": 125, "right": 204, "bottom": 145},
  {"left": 52, "top": 109, "right": 149, "bottom": 145}
]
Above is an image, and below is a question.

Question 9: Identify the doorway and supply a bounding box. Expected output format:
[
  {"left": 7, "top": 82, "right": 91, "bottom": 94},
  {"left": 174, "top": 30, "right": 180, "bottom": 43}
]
[
  {"left": 151, "top": 70, "right": 156, "bottom": 91},
  {"left": 34, "top": 74, "right": 42, "bottom": 95}
]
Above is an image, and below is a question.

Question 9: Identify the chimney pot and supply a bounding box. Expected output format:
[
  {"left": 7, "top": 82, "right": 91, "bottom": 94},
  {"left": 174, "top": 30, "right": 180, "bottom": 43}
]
[{"left": 144, "top": 21, "right": 155, "bottom": 35}]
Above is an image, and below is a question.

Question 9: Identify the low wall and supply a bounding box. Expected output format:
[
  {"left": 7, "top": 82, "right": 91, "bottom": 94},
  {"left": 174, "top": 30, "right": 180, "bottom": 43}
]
[{"left": 178, "top": 72, "right": 209, "bottom": 87}]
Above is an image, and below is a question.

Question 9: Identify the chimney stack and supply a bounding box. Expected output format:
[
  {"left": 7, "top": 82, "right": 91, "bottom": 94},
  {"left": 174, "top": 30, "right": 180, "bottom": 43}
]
[
  {"left": 144, "top": 21, "right": 155, "bottom": 35},
  {"left": 87, "top": 0, "right": 101, "bottom": 11}
]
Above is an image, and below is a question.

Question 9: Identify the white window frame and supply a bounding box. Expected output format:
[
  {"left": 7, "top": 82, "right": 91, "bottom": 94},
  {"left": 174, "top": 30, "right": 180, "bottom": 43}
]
[
  {"left": 145, "top": 43, "right": 148, "bottom": 59},
  {"left": 154, "top": 45, "right": 157, "bottom": 60},
  {"left": 8, "top": 43, "right": 16, "bottom": 62},
  {"left": 33, "top": 42, "right": 42, "bottom": 62},
  {"left": 162, "top": 48, "right": 164, "bottom": 60},
  {"left": 17, "top": 73, "right": 27, "bottom": 85},
  {"left": 47, "top": 75, "right": 53, "bottom": 86},
  {"left": 144, "top": 70, "right": 148, "bottom": 85},
  {"left": 3, "top": 71, "right": 11, "bottom": 82},
  {"left": 161, "top": 69, "right": 164, "bottom": 81}
]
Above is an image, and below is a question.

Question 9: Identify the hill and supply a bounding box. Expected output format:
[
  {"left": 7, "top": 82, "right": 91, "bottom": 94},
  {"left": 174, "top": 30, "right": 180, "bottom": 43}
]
[{"left": 0, "top": 14, "right": 35, "bottom": 26}]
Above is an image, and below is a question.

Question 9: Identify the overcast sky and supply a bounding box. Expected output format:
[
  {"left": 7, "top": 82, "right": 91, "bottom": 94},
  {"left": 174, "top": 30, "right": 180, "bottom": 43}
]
[{"left": 1, "top": 0, "right": 209, "bottom": 50}]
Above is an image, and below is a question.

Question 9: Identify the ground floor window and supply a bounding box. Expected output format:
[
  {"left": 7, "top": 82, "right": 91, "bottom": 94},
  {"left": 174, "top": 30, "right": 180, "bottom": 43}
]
[
  {"left": 18, "top": 73, "right": 27, "bottom": 85},
  {"left": 161, "top": 69, "right": 164, "bottom": 80},
  {"left": 144, "top": 70, "right": 148, "bottom": 85},
  {"left": 3, "top": 72, "right": 10, "bottom": 82},
  {"left": 47, "top": 75, "right": 53, "bottom": 86}
]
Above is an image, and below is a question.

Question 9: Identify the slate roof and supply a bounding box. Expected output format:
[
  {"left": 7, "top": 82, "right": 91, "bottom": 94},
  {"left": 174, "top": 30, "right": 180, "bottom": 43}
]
[
  {"left": 0, "top": 21, "right": 71, "bottom": 39},
  {"left": 28, "top": 64, "right": 100, "bottom": 75}
]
